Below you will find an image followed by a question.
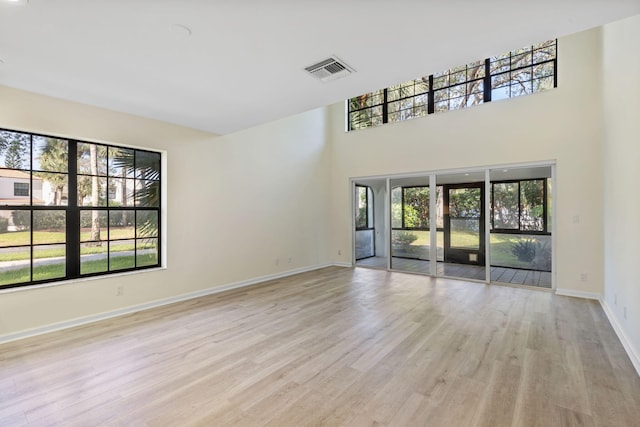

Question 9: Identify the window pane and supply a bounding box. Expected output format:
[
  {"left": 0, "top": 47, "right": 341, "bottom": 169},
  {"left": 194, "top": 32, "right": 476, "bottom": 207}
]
[
  {"left": 432, "top": 74, "right": 448, "bottom": 89},
  {"left": 80, "top": 243, "right": 108, "bottom": 275},
  {"left": 0, "top": 130, "right": 30, "bottom": 170},
  {"left": 109, "top": 210, "right": 135, "bottom": 239},
  {"left": 32, "top": 211, "right": 66, "bottom": 244},
  {"left": 490, "top": 233, "right": 552, "bottom": 277},
  {"left": 136, "top": 210, "right": 158, "bottom": 238},
  {"left": 110, "top": 239, "right": 135, "bottom": 271},
  {"left": 0, "top": 169, "right": 31, "bottom": 205},
  {"left": 391, "top": 187, "right": 402, "bottom": 228},
  {"left": 512, "top": 69, "right": 532, "bottom": 84},
  {"left": 78, "top": 175, "right": 107, "bottom": 206},
  {"left": 113, "top": 179, "right": 130, "bottom": 206},
  {"left": 77, "top": 143, "right": 108, "bottom": 176},
  {"left": 355, "top": 187, "right": 367, "bottom": 229},
  {"left": 135, "top": 180, "right": 159, "bottom": 207},
  {"left": 34, "top": 172, "right": 68, "bottom": 206},
  {"left": 521, "top": 180, "right": 544, "bottom": 231},
  {"left": 493, "top": 183, "right": 519, "bottom": 229},
  {"left": 450, "top": 219, "right": 480, "bottom": 250},
  {"left": 32, "top": 137, "right": 68, "bottom": 172},
  {"left": 0, "top": 210, "right": 30, "bottom": 247},
  {"left": 107, "top": 178, "right": 135, "bottom": 206},
  {"left": 435, "top": 100, "right": 450, "bottom": 113},
  {"left": 0, "top": 246, "right": 31, "bottom": 286},
  {"left": 137, "top": 238, "right": 158, "bottom": 267},
  {"left": 533, "top": 76, "right": 554, "bottom": 92},
  {"left": 80, "top": 210, "right": 107, "bottom": 242},
  {"left": 33, "top": 244, "right": 66, "bottom": 281},
  {"left": 403, "top": 187, "right": 429, "bottom": 229},
  {"left": 449, "top": 188, "right": 481, "bottom": 218},
  {"left": 533, "top": 45, "right": 556, "bottom": 62},
  {"left": 135, "top": 151, "right": 161, "bottom": 180},
  {"left": 108, "top": 147, "right": 135, "bottom": 178},
  {"left": 533, "top": 62, "right": 554, "bottom": 78},
  {"left": 467, "top": 63, "right": 485, "bottom": 79}
]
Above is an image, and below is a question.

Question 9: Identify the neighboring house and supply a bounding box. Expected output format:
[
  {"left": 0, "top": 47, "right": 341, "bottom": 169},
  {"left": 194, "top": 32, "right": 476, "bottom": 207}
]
[
  {"left": 0, "top": 170, "right": 49, "bottom": 231},
  {"left": 0, "top": 169, "right": 45, "bottom": 205}
]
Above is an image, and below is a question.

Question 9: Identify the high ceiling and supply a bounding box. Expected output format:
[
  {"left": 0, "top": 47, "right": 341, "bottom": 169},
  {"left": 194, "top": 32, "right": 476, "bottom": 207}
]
[{"left": 1, "top": 1, "right": 638, "bottom": 135}]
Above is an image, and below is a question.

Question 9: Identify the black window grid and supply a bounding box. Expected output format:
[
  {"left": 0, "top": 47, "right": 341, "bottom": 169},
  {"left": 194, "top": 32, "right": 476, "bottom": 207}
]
[
  {"left": 348, "top": 40, "right": 557, "bottom": 131},
  {"left": 0, "top": 129, "right": 161, "bottom": 290}
]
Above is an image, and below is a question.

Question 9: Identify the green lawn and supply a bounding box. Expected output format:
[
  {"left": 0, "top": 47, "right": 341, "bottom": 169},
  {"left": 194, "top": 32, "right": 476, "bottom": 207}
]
[
  {"left": 396, "top": 229, "right": 549, "bottom": 269},
  {"left": 0, "top": 227, "right": 156, "bottom": 262},
  {"left": 1, "top": 227, "right": 138, "bottom": 245},
  {"left": 0, "top": 253, "right": 158, "bottom": 286}
]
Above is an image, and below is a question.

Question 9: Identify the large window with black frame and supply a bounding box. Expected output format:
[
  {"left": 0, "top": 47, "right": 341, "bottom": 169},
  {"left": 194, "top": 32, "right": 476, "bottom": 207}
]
[
  {"left": 0, "top": 128, "right": 161, "bottom": 289},
  {"left": 347, "top": 39, "right": 557, "bottom": 131}
]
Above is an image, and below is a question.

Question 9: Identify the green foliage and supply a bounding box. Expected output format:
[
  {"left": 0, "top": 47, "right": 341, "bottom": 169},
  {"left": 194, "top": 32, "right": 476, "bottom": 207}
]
[
  {"left": 33, "top": 211, "right": 66, "bottom": 230},
  {"left": 0, "top": 131, "right": 30, "bottom": 169},
  {"left": 11, "top": 211, "right": 30, "bottom": 230},
  {"left": 532, "top": 240, "right": 552, "bottom": 271},
  {"left": 403, "top": 187, "right": 429, "bottom": 228},
  {"left": 449, "top": 188, "right": 481, "bottom": 217},
  {"left": 392, "top": 230, "right": 418, "bottom": 247},
  {"left": 511, "top": 239, "right": 536, "bottom": 262},
  {"left": 391, "top": 187, "right": 402, "bottom": 228},
  {"left": 356, "top": 206, "right": 367, "bottom": 228},
  {"left": 0, "top": 217, "right": 8, "bottom": 233}
]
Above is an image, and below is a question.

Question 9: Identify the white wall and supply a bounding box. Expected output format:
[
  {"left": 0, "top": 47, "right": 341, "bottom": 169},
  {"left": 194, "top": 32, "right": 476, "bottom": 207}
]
[
  {"left": 602, "top": 14, "right": 640, "bottom": 370},
  {"left": 0, "top": 85, "right": 332, "bottom": 339},
  {"left": 328, "top": 27, "right": 605, "bottom": 296}
]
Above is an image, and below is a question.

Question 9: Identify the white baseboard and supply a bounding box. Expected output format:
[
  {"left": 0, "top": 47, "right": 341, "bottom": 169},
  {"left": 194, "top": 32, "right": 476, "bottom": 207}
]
[
  {"left": 333, "top": 261, "right": 353, "bottom": 268},
  {"left": 0, "top": 263, "right": 349, "bottom": 345},
  {"left": 600, "top": 299, "right": 640, "bottom": 377},
  {"left": 555, "top": 288, "right": 601, "bottom": 300}
]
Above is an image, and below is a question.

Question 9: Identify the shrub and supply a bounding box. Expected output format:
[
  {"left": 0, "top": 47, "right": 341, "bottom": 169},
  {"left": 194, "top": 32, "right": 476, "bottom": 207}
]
[
  {"left": 0, "top": 217, "right": 8, "bottom": 233},
  {"left": 393, "top": 230, "right": 418, "bottom": 246},
  {"left": 511, "top": 239, "right": 536, "bottom": 262},
  {"left": 11, "top": 211, "right": 30, "bottom": 230},
  {"left": 32, "top": 211, "right": 66, "bottom": 231},
  {"left": 532, "top": 240, "right": 552, "bottom": 271}
]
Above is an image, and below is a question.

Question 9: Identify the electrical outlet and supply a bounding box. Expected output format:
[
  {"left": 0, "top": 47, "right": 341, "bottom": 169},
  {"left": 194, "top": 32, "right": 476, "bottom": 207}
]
[
  {"left": 338, "top": 250, "right": 341, "bottom": 256},
  {"left": 275, "top": 258, "right": 280, "bottom": 266},
  {"left": 580, "top": 273, "right": 588, "bottom": 282},
  {"left": 116, "top": 285, "right": 123, "bottom": 296},
  {"left": 288, "top": 257, "right": 292, "bottom": 263}
]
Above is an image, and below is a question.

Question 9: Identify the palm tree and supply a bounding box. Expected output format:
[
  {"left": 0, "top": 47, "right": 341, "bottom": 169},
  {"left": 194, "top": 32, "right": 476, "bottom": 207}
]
[{"left": 111, "top": 149, "right": 159, "bottom": 238}]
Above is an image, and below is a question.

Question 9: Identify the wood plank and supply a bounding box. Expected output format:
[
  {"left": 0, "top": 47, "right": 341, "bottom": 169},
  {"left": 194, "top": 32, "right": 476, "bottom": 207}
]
[{"left": 0, "top": 266, "right": 638, "bottom": 426}]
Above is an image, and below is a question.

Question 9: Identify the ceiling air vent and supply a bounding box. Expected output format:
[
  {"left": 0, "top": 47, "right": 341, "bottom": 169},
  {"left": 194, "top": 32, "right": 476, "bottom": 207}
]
[{"left": 304, "top": 56, "right": 355, "bottom": 82}]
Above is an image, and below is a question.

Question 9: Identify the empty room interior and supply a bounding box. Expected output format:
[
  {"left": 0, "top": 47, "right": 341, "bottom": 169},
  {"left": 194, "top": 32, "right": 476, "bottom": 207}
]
[{"left": 1, "top": 1, "right": 640, "bottom": 425}]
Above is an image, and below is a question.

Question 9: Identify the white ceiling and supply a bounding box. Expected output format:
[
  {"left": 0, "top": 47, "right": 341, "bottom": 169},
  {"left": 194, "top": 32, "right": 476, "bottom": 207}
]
[{"left": 1, "top": 1, "right": 638, "bottom": 135}]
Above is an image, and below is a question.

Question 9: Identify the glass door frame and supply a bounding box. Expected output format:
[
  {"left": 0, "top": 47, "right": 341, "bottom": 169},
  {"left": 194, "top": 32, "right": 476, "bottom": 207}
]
[{"left": 443, "top": 182, "right": 486, "bottom": 266}]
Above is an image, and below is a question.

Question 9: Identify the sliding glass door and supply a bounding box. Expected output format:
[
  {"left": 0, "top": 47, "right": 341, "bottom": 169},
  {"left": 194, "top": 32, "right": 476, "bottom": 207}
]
[
  {"left": 352, "top": 164, "right": 554, "bottom": 289},
  {"left": 390, "top": 177, "right": 431, "bottom": 274}
]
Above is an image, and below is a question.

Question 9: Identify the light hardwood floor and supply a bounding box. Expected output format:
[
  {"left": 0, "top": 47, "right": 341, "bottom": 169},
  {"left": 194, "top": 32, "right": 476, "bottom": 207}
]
[{"left": 1, "top": 267, "right": 639, "bottom": 426}]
